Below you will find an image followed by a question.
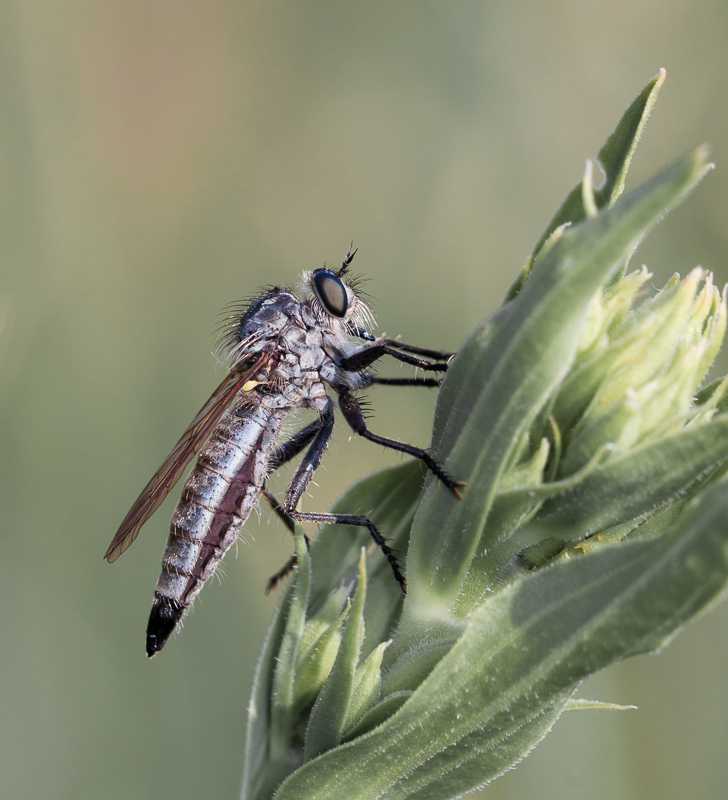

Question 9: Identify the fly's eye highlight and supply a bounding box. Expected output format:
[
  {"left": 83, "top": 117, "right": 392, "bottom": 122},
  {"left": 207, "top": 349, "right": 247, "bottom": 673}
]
[{"left": 312, "top": 269, "right": 348, "bottom": 318}]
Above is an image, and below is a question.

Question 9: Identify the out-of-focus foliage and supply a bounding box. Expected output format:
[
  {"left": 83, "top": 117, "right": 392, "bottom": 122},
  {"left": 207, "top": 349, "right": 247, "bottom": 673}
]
[{"left": 2, "top": 3, "right": 728, "bottom": 800}]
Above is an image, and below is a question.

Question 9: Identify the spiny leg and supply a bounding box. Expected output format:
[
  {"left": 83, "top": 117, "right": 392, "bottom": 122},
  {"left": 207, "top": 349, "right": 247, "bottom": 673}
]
[
  {"left": 265, "top": 551, "right": 298, "bottom": 594},
  {"left": 261, "top": 491, "right": 301, "bottom": 594},
  {"left": 285, "top": 510, "right": 405, "bottom": 592},
  {"left": 382, "top": 339, "right": 455, "bottom": 361},
  {"left": 262, "top": 419, "right": 324, "bottom": 590},
  {"left": 338, "top": 343, "right": 450, "bottom": 373},
  {"left": 268, "top": 417, "right": 324, "bottom": 471},
  {"left": 282, "top": 400, "right": 335, "bottom": 509},
  {"left": 337, "top": 387, "right": 464, "bottom": 499},
  {"left": 261, "top": 485, "right": 305, "bottom": 593},
  {"left": 348, "top": 332, "right": 455, "bottom": 360},
  {"left": 282, "top": 398, "right": 406, "bottom": 592},
  {"left": 261, "top": 487, "right": 311, "bottom": 591},
  {"left": 370, "top": 376, "right": 441, "bottom": 387},
  {"left": 261, "top": 486, "right": 295, "bottom": 533}
]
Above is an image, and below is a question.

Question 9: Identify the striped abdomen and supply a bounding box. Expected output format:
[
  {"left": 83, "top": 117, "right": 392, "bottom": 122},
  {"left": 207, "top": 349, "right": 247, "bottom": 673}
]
[{"left": 146, "top": 395, "right": 285, "bottom": 656}]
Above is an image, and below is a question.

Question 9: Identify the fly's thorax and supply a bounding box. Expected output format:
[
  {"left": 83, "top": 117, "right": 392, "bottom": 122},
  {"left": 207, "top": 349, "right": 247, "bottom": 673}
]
[
  {"left": 262, "top": 356, "right": 329, "bottom": 412},
  {"left": 237, "top": 288, "right": 301, "bottom": 342},
  {"left": 318, "top": 360, "right": 371, "bottom": 391},
  {"left": 280, "top": 325, "right": 326, "bottom": 372},
  {"left": 314, "top": 331, "right": 371, "bottom": 391}
]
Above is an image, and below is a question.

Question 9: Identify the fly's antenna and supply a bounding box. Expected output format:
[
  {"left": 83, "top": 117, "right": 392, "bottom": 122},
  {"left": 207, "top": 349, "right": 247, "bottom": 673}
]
[{"left": 338, "top": 242, "right": 357, "bottom": 277}]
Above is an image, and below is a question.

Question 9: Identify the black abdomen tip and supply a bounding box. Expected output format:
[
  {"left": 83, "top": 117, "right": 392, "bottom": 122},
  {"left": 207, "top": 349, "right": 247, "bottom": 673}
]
[{"left": 146, "top": 597, "right": 184, "bottom": 657}]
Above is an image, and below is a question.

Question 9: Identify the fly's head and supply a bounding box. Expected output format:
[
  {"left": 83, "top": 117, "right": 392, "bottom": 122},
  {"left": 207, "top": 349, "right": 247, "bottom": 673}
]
[
  {"left": 217, "top": 248, "right": 374, "bottom": 375},
  {"left": 302, "top": 247, "right": 375, "bottom": 338}
]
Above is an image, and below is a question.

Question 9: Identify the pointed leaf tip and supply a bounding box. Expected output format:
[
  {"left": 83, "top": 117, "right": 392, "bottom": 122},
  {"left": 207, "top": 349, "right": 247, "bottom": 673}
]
[{"left": 565, "top": 699, "right": 638, "bottom": 712}]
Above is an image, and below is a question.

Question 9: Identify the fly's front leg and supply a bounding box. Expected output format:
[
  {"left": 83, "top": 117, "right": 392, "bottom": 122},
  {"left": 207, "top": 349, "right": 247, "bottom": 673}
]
[
  {"left": 338, "top": 343, "right": 450, "bottom": 373},
  {"left": 383, "top": 340, "right": 455, "bottom": 361},
  {"left": 282, "top": 399, "right": 407, "bottom": 592},
  {"left": 337, "top": 387, "right": 465, "bottom": 499}
]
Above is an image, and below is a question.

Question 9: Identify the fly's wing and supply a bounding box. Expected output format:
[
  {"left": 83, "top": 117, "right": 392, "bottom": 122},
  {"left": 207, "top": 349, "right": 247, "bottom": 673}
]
[{"left": 104, "top": 352, "right": 270, "bottom": 562}]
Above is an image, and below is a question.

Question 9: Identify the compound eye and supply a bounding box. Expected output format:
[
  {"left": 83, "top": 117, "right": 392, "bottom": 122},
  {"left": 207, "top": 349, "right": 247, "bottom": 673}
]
[{"left": 312, "top": 269, "right": 348, "bottom": 318}]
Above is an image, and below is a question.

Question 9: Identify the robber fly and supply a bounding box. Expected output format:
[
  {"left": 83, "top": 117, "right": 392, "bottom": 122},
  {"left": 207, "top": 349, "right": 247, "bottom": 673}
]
[{"left": 105, "top": 247, "right": 463, "bottom": 656}]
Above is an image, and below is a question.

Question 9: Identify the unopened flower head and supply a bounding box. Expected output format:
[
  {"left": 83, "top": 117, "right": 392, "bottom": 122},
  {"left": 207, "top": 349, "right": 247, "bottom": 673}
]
[{"left": 554, "top": 267, "right": 727, "bottom": 476}]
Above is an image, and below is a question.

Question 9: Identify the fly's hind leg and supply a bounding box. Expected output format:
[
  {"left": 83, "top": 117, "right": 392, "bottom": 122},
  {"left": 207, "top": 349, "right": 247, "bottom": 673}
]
[
  {"left": 261, "top": 486, "right": 309, "bottom": 593},
  {"left": 265, "top": 553, "right": 298, "bottom": 594},
  {"left": 286, "top": 509, "right": 406, "bottom": 592},
  {"left": 268, "top": 417, "right": 324, "bottom": 472},
  {"left": 261, "top": 419, "right": 324, "bottom": 591},
  {"left": 261, "top": 486, "right": 295, "bottom": 534},
  {"left": 282, "top": 398, "right": 407, "bottom": 592}
]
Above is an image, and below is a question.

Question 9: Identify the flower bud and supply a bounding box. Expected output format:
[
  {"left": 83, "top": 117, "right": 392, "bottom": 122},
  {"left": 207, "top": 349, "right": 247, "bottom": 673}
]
[{"left": 557, "top": 268, "right": 726, "bottom": 475}]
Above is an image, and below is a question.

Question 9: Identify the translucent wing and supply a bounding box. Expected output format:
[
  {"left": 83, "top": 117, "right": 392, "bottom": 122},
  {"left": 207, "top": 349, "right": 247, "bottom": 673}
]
[{"left": 104, "top": 353, "right": 270, "bottom": 562}]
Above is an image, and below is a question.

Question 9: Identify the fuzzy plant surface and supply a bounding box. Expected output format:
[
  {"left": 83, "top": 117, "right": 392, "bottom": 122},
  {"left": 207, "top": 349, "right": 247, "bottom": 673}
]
[{"left": 241, "top": 70, "right": 728, "bottom": 800}]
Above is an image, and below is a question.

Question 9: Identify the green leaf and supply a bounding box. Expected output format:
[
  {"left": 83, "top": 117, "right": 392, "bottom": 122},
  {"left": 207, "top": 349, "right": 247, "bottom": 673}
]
[
  {"left": 307, "top": 460, "right": 424, "bottom": 651},
  {"left": 242, "top": 576, "right": 294, "bottom": 800},
  {"left": 243, "top": 463, "right": 425, "bottom": 799},
  {"left": 292, "top": 602, "right": 347, "bottom": 714},
  {"left": 402, "top": 145, "right": 712, "bottom": 629},
  {"left": 533, "top": 416, "right": 728, "bottom": 538},
  {"left": 244, "top": 530, "right": 311, "bottom": 800},
  {"left": 595, "top": 68, "right": 666, "bottom": 206},
  {"left": 243, "top": 74, "right": 726, "bottom": 800},
  {"left": 271, "top": 530, "right": 312, "bottom": 752},
  {"left": 506, "top": 69, "right": 666, "bottom": 299},
  {"left": 565, "top": 699, "right": 637, "bottom": 712},
  {"left": 272, "top": 477, "right": 728, "bottom": 800},
  {"left": 340, "top": 691, "right": 413, "bottom": 744},
  {"left": 343, "top": 641, "right": 389, "bottom": 735},
  {"left": 305, "top": 550, "right": 368, "bottom": 760}
]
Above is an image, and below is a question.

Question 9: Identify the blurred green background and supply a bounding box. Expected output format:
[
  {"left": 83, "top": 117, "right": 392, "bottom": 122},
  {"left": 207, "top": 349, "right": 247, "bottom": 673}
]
[{"left": 1, "top": 2, "right": 727, "bottom": 799}]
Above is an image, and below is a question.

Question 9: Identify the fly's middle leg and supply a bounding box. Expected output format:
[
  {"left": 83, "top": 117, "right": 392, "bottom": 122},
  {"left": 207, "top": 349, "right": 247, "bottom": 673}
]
[
  {"left": 370, "top": 376, "right": 442, "bottom": 387},
  {"left": 337, "top": 388, "right": 465, "bottom": 499},
  {"left": 281, "top": 398, "right": 407, "bottom": 592}
]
